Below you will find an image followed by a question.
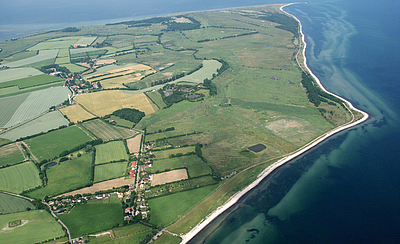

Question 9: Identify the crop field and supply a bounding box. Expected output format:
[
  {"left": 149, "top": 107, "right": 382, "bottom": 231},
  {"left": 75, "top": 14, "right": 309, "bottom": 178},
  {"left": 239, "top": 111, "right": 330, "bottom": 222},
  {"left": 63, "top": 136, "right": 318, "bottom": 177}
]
[
  {"left": 187, "top": 159, "right": 212, "bottom": 178},
  {"left": 0, "top": 192, "right": 35, "bottom": 214},
  {"left": 0, "top": 81, "right": 65, "bottom": 99},
  {"left": 1, "top": 50, "right": 37, "bottom": 63},
  {"left": 75, "top": 90, "right": 156, "bottom": 117},
  {"left": 0, "top": 49, "right": 59, "bottom": 68},
  {"left": 152, "top": 146, "right": 195, "bottom": 159},
  {"left": 69, "top": 47, "right": 101, "bottom": 55},
  {"left": 84, "top": 64, "right": 155, "bottom": 89},
  {"left": 0, "top": 142, "right": 26, "bottom": 167},
  {"left": 0, "top": 67, "right": 43, "bottom": 83},
  {"left": 0, "top": 74, "right": 63, "bottom": 89},
  {"left": 61, "top": 63, "right": 87, "bottom": 73},
  {"left": 0, "top": 93, "right": 29, "bottom": 128},
  {"left": 74, "top": 36, "right": 97, "bottom": 46},
  {"left": 59, "top": 203, "right": 123, "bottom": 238},
  {"left": 59, "top": 104, "right": 96, "bottom": 123},
  {"left": 82, "top": 119, "right": 138, "bottom": 141},
  {"left": 126, "top": 133, "right": 142, "bottom": 154},
  {"left": 0, "top": 161, "right": 41, "bottom": 193},
  {"left": 28, "top": 36, "right": 82, "bottom": 50},
  {"left": 175, "top": 60, "right": 222, "bottom": 83},
  {"left": 0, "top": 210, "right": 65, "bottom": 243},
  {"left": 94, "top": 162, "right": 127, "bottom": 183},
  {"left": 148, "top": 184, "right": 218, "bottom": 227},
  {"left": 27, "top": 153, "right": 92, "bottom": 199},
  {"left": 108, "top": 115, "right": 134, "bottom": 128},
  {"left": 24, "top": 125, "right": 93, "bottom": 161},
  {"left": 3, "top": 86, "right": 71, "bottom": 128},
  {"left": 0, "top": 111, "right": 69, "bottom": 141},
  {"left": 145, "top": 91, "right": 167, "bottom": 109},
  {"left": 151, "top": 169, "right": 188, "bottom": 186},
  {"left": 95, "top": 141, "right": 128, "bottom": 165}
]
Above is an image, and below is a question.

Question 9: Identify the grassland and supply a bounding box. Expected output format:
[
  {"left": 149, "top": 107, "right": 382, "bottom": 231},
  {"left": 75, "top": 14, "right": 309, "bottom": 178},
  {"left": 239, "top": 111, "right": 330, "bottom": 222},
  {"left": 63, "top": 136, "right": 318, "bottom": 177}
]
[
  {"left": 74, "top": 36, "right": 97, "bottom": 46},
  {"left": 0, "top": 193, "right": 35, "bottom": 214},
  {"left": 82, "top": 119, "right": 138, "bottom": 141},
  {"left": 0, "top": 67, "right": 43, "bottom": 83},
  {"left": 0, "top": 74, "right": 63, "bottom": 89},
  {"left": 108, "top": 115, "right": 134, "bottom": 128},
  {"left": 94, "top": 162, "right": 127, "bottom": 182},
  {"left": 75, "top": 90, "right": 156, "bottom": 117},
  {"left": 0, "top": 210, "right": 65, "bottom": 243},
  {"left": 152, "top": 146, "right": 195, "bottom": 159},
  {"left": 153, "top": 232, "right": 182, "bottom": 244},
  {"left": 0, "top": 49, "right": 59, "bottom": 68},
  {"left": 148, "top": 184, "right": 219, "bottom": 227},
  {"left": 145, "top": 91, "right": 167, "bottom": 109},
  {"left": 0, "top": 111, "right": 69, "bottom": 141},
  {"left": 149, "top": 155, "right": 203, "bottom": 175},
  {"left": 28, "top": 36, "right": 82, "bottom": 50},
  {"left": 0, "top": 161, "right": 41, "bottom": 193},
  {"left": 59, "top": 104, "right": 97, "bottom": 123},
  {"left": 0, "top": 81, "right": 65, "bottom": 98},
  {"left": 187, "top": 160, "right": 212, "bottom": 178},
  {"left": 0, "top": 142, "right": 26, "bottom": 167},
  {"left": 95, "top": 141, "right": 128, "bottom": 165},
  {"left": 24, "top": 125, "right": 93, "bottom": 161},
  {"left": 175, "top": 60, "right": 221, "bottom": 83},
  {"left": 59, "top": 203, "right": 123, "bottom": 238},
  {"left": 3, "top": 86, "right": 71, "bottom": 128},
  {"left": 27, "top": 153, "right": 92, "bottom": 199}
]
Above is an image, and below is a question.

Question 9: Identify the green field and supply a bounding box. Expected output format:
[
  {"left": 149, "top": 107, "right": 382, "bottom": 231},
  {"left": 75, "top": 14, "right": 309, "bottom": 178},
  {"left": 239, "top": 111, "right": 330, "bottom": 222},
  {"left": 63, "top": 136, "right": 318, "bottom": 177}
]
[
  {"left": 82, "top": 119, "right": 138, "bottom": 142},
  {"left": 27, "top": 153, "right": 92, "bottom": 199},
  {"left": 0, "top": 49, "right": 59, "bottom": 68},
  {"left": 61, "top": 63, "right": 87, "bottom": 73},
  {"left": 0, "top": 210, "right": 65, "bottom": 243},
  {"left": 153, "top": 232, "right": 182, "bottom": 244},
  {"left": 95, "top": 141, "right": 128, "bottom": 165},
  {"left": 0, "top": 161, "right": 41, "bottom": 193},
  {"left": 145, "top": 91, "right": 167, "bottom": 109},
  {"left": 0, "top": 74, "right": 63, "bottom": 89},
  {"left": 0, "top": 111, "right": 69, "bottom": 141},
  {"left": 0, "top": 67, "right": 43, "bottom": 83},
  {"left": 0, "top": 81, "right": 65, "bottom": 98},
  {"left": 28, "top": 36, "right": 82, "bottom": 50},
  {"left": 187, "top": 159, "right": 212, "bottom": 178},
  {"left": 24, "top": 125, "right": 93, "bottom": 161},
  {"left": 152, "top": 146, "right": 195, "bottom": 159},
  {"left": 148, "top": 184, "right": 219, "bottom": 227},
  {"left": 0, "top": 93, "right": 29, "bottom": 128},
  {"left": 0, "top": 193, "right": 35, "bottom": 214},
  {"left": 108, "top": 115, "right": 134, "bottom": 128},
  {"left": 0, "top": 143, "right": 25, "bottom": 167},
  {"left": 175, "top": 60, "right": 222, "bottom": 83},
  {"left": 3, "top": 86, "right": 71, "bottom": 128},
  {"left": 94, "top": 162, "right": 127, "bottom": 183},
  {"left": 149, "top": 154, "right": 205, "bottom": 174},
  {"left": 59, "top": 203, "right": 123, "bottom": 238},
  {"left": 74, "top": 36, "right": 97, "bottom": 46}
]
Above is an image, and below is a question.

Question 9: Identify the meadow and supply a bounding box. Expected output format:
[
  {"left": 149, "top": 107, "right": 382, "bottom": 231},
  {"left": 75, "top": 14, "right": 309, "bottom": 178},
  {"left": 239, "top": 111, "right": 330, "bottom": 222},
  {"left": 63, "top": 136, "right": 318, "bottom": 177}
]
[
  {"left": 187, "top": 159, "right": 212, "bottom": 178},
  {"left": 74, "top": 90, "right": 156, "bottom": 117},
  {"left": 0, "top": 67, "right": 42, "bottom": 83},
  {"left": 175, "top": 60, "right": 221, "bottom": 83},
  {"left": 0, "top": 81, "right": 65, "bottom": 98},
  {"left": 27, "top": 153, "right": 92, "bottom": 199},
  {"left": 0, "top": 210, "right": 65, "bottom": 243},
  {"left": 0, "top": 49, "right": 59, "bottom": 68},
  {"left": 95, "top": 141, "right": 129, "bottom": 165},
  {"left": 0, "top": 111, "right": 69, "bottom": 141},
  {"left": 27, "top": 36, "right": 82, "bottom": 51},
  {"left": 0, "top": 142, "right": 26, "bottom": 167},
  {"left": 82, "top": 119, "right": 138, "bottom": 141},
  {"left": 108, "top": 115, "right": 134, "bottom": 128},
  {"left": 148, "top": 184, "right": 219, "bottom": 227},
  {"left": 152, "top": 146, "right": 195, "bottom": 159},
  {"left": 0, "top": 161, "right": 41, "bottom": 193},
  {"left": 94, "top": 162, "right": 127, "bottom": 182},
  {"left": 59, "top": 203, "right": 123, "bottom": 238},
  {"left": 0, "top": 192, "right": 35, "bottom": 214},
  {"left": 59, "top": 104, "right": 97, "bottom": 123},
  {"left": 24, "top": 125, "right": 93, "bottom": 161},
  {"left": 149, "top": 155, "right": 202, "bottom": 174},
  {"left": 145, "top": 91, "right": 167, "bottom": 109},
  {"left": 74, "top": 36, "right": 98, "bottom": 46},
  {"left": 0, "top": 74, "right": 63, "bottom": 89}
]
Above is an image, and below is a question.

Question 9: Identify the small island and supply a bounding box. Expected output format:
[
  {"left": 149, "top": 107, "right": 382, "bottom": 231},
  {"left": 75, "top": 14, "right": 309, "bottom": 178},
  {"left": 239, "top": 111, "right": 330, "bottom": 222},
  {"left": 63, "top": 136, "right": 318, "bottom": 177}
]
[{"left": 0, "top": 4, "right": 367, "bottom": 244}]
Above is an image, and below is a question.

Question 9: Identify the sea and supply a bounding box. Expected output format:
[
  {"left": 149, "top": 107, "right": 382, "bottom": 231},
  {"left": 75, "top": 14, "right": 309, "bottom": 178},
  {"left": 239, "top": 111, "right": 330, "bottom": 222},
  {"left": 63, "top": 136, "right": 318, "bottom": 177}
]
[{"left": 1, "top": 0, "right": 399, "bottom": 243}]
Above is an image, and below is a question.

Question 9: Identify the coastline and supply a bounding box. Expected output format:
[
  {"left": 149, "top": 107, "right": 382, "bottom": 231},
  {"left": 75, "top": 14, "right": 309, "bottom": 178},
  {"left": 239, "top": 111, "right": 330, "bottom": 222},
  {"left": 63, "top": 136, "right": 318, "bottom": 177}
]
[{"left": 179, "top": 3, "right": 369, "bottom": 243}]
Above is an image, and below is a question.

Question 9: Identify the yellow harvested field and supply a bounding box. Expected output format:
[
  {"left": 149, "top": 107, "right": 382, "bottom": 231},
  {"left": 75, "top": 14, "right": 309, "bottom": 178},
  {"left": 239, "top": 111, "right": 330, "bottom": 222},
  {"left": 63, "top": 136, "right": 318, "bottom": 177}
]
[
  {"left": 151, "top": 169, "right": 188, "bottom": 186},
  {"left": 74, "top": 90, "right": 156, "bottom": 117},
  {"left": 126, "top": 133, "right": 142, "bottom": 154},
  {"left": 59, "top": 104, "right": 96, "bottom": 123},
  {"left": 84, "top": 64, "right": 155, "bottom": 89},
  {"left": 0, "top": 143, "right": 21, "bottom": 157}
]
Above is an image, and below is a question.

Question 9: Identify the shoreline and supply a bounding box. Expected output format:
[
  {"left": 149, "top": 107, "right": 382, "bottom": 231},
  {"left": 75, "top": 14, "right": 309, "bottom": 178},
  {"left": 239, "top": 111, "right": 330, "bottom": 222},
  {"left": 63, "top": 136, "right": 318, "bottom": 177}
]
[{"left": 179, "top": 3, "right": 369, "bottom": 243}]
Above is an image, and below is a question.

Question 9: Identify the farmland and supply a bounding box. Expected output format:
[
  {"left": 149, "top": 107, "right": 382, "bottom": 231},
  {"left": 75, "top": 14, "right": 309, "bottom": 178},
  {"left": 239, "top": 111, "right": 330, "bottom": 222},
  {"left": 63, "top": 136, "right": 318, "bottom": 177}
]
[
  {"left": 175, "top": 60, "right": 222, "bottom": 83},
  {"left": 149, "top": 155, "right": 202, "bottom": 174},
  {"left": 0, "top": 49, "right": 59, "bottom": 68},
  {"left": 0, "top": 161, "right": 41, "bottom": 193},
  {"left": 187, "top": 159, "right": 212, "bottom": 178},
  {"left": 2, "top": 86, "right": 71, "bottom": 128},
  {"left": 95, "top": 141, "right": 128, "bottom": 165},
  {"left": 148, "top": 184, "right": 219, "bottom": 227},
  {"left": 0, "top": 67, "right": 42, "bottom": 83},
  {"left": 24, "top": 125, "right": 93, "bottom": 161},
  {"left": 82, "top": 119, "right": 138, "bottom": 141},
  {"left": 27, "top": 153, "right": 92, "bottom": 199},
  {"left": 0, "top": 111, "right": 69, "bottom": 141},
  {"left": 74, "top": 90, "right": 156, "bottom": 117},
  {"left": 151, "top": 169, "right": 188, "bottom": 186},
  {"left": 94, "top": 162, "right": 127, "bottom": 183},
  {"left": 74, "top": 36, "right": 97, "bottom": 46},
  {"left": 152, "top": 146, "right": 195, "bottom": 159},
  {"left": 0, "top": 74, "right": 63, "bottom": 89},
  {"left": 59, "top": 104, "right": 97, "bottom": 123},
  {"left": 0, "top": 210, "right": 65, "bottom": 243},
  {"left": 27, "top": 36, "right": 82, "bottom": 50},
  {"left": 0, "top": 142, "right": 26, "bottom": 167},
  {"left": 0, "top": 93, "right": 29, "bottom": 128},
  {"left": 0, "top": 193, "right": 35, "bottom": 214},
  {"left": 126, "top": 133, "right": 142, "bottom": 154},
  {"left": 59, "top": 203, "right": 123, "bottom": 238},
  {"left": 108, "top": 115, "right": 135, "bottom": 128}
]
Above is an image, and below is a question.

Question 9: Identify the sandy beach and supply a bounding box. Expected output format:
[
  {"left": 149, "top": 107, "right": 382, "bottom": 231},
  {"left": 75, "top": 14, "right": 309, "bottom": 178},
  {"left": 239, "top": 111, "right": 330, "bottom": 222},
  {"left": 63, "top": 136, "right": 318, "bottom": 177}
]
[{"left": 179, "top": 4, "right": 369, "bottom": 243}]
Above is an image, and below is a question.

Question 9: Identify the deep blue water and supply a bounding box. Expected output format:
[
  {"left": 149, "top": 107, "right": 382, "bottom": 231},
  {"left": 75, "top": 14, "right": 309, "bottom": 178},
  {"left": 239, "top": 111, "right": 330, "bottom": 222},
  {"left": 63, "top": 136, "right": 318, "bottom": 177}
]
[{"left": 1, "top": 0, "right": 399, "bottom": 243}]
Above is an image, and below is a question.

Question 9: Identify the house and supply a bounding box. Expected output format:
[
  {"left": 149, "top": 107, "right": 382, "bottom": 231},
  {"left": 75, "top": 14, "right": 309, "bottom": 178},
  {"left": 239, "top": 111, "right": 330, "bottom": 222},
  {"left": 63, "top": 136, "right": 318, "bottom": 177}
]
[{"left": 117, "top": 192, "right": 124, "bottom": 198}]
